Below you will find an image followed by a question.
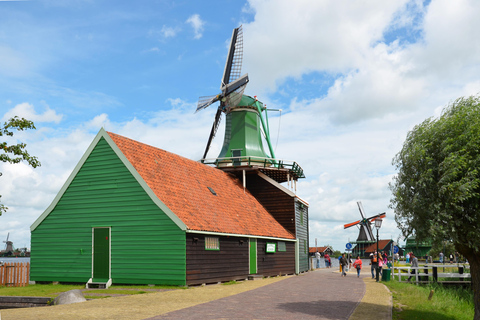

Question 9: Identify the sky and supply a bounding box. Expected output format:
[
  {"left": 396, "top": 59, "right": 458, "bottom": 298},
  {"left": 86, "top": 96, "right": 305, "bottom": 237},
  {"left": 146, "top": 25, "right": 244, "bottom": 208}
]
[{"left": 1, "top": 0, "right": 480, "bottom": 252}]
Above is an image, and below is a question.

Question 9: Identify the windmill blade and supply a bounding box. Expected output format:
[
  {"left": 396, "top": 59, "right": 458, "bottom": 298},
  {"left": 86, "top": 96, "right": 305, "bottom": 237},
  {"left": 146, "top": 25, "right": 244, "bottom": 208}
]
[
  {"left": 224, "top": 82, "right": 247, "bottom": 110},
  {"left": 357, "top": 201, "right": 366, "bottom": 219},
  {"left": 196, "top": 94, "right": 220, "bottom": 113},
  {"left": 222, "top": 25, "right": 244, "bottom": 87},
  {"left": 222, "top": 73, "right": 249, "bottom": 97},
  {"left": 202, "top": 107, "right": 223, "bottom": 159},
  {"left": 367, "top": 212, "right": 386, "bottom": 222},
  {"left": 344, "top": 220, "right": 361, "bottom": 229}
]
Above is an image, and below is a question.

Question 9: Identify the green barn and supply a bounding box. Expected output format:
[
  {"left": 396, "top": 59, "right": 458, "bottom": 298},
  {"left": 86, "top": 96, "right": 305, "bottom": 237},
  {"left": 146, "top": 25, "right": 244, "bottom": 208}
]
[{"left": 30, "top": 129, "right": 308, "bottom": 287}]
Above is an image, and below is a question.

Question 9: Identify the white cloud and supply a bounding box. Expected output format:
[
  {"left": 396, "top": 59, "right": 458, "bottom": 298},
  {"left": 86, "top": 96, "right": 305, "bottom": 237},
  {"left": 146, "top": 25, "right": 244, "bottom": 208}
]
[
  {"left": 2, "top": 102, "right": 63, "bottom": 123},
  {"left": 161, "top": 25, "right": 180, "bottom": 38},
  {"left": 186, "top": 14, "right": 205, "bottom": 39}
]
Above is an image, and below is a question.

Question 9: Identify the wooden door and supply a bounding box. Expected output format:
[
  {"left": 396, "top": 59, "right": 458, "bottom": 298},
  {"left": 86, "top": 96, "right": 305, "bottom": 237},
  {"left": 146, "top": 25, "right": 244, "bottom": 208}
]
[
  {"left": 93, "top": 227, "right": 110, "bottom": 281},
  {"left": 249, "top": 238, "right": 257, "bottom": 274}
]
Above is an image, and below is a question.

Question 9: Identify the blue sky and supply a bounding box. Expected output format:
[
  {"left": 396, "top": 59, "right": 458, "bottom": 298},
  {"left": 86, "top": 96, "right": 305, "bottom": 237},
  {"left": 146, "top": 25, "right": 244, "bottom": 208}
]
[{"left": 1, "top": 0, "right": 480, "bottom": 252}]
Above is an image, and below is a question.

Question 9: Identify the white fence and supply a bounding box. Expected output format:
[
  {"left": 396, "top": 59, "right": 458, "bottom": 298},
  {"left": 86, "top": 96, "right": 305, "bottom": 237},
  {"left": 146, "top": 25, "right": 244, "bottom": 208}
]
[{"left": 393, "top": 264, "right": 471, "bottom": 284}]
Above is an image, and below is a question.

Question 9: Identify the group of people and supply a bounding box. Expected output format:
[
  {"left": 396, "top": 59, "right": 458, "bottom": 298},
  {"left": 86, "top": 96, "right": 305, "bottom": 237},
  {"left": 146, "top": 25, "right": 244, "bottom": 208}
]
[
  {"left": 314, "top": 251, "right": 332, "bottom": 268},
  {"left": 368, "top": 251, "right": 389, "bottom": 279},
  {"left": 339, "top": 253, "right": 363, "bottom": 277}
]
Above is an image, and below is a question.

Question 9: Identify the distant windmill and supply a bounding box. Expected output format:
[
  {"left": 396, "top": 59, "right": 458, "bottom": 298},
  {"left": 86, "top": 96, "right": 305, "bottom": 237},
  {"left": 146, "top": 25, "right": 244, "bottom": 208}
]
[
  {"left": 344, "top": 202, "right": 386, "bottom": 242},
  {"left": 2, "top": 233, "right": 14, "bottom": 256}
]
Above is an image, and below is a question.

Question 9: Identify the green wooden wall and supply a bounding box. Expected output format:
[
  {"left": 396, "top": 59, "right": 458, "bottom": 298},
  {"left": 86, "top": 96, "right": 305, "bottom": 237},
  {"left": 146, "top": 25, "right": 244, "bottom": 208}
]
[
  {"left": 296, "top": 200, "right": 309, "bottom": 273},
  {"left": 31, "top": 137, "right": 186, "bottom": 285}
]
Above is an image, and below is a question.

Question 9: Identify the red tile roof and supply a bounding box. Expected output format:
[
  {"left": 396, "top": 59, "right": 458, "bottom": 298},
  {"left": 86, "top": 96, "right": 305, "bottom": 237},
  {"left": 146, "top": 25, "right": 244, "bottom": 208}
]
[
  {"left": 309, "top": 246, "right": 332, "bottom": 254},
  {"left": 108, "top": 132, "right": 295, "bottom": 240},
  {"left": 362, "top": 240, "right": 393, "bottom": 253}
]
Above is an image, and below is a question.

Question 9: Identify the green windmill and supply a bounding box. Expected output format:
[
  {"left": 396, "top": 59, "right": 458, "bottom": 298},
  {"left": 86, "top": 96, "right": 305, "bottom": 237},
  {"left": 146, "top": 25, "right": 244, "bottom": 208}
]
[{"left": 196, "top": 26, "right": 303, "bottom": 183}]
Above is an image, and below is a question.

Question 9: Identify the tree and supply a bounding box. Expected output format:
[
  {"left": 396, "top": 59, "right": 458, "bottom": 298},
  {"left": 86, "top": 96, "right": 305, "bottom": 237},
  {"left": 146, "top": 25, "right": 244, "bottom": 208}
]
[
  {"left": 1, "top": 116, "right": 41, "bottom": 215},
  {"left": 389, "top": 94, "right": 480, "bottom": 319}
]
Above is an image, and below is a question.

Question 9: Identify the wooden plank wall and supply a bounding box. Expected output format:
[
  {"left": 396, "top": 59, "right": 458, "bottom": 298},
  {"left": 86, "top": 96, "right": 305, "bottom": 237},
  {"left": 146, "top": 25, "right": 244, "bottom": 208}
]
[
  {"left": 256, "top": 239, "right": 296, "bottom": 276},
  {"left": 245, "top": 174, "right": 296, "bottom": 234},
  {"left": 186, "top": 234, "right": 249, "bottom": 285},
  {"left": 295, "top": 200, "right": 309, "bottom": 273},
  {"left": 31, "top": 138, "right": 186, "bottom": 286},
  {"left": 0, "top": 262, "right": 30, "bottom": 287}
]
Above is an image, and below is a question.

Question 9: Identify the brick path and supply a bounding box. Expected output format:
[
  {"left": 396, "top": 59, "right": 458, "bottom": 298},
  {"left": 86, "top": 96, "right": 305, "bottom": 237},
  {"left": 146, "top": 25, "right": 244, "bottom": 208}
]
[{"left": 148, "top": 268, "right": 367, "bottom": 320}]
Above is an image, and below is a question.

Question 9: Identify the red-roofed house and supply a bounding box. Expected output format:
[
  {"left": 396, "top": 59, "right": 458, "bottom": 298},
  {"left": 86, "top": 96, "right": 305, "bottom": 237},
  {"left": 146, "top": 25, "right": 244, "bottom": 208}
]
[
  {"left": 309, "top": 246, "right": 333, "bottom": 257},
  {"left": 30, "top": 129, "right": 308, "bottom": 287},
  {"left": 363, "top": 240, "right": 394, "bottom": 255}
]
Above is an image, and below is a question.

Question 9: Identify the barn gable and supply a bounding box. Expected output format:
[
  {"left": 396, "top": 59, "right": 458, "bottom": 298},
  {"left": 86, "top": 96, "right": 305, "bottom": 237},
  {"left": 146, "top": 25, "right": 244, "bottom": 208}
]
[{"left": 30, "top": 129, "right": 187, "bottom": 285}]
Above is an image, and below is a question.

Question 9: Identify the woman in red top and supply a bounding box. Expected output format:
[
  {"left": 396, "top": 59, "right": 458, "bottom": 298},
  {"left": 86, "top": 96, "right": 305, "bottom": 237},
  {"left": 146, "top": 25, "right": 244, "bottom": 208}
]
[{"left": 352, "top": 256, "right": 363, "bottom": 277}]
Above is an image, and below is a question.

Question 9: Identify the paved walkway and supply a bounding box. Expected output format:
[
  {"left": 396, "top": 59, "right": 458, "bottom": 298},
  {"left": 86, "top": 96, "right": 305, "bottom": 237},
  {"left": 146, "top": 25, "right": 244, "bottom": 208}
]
[
  {"left": 0, "top": 268, "right": 392, "bottom": 320},
  {"left": 149, "top": 268, "right": 367, "bottom": 320}
]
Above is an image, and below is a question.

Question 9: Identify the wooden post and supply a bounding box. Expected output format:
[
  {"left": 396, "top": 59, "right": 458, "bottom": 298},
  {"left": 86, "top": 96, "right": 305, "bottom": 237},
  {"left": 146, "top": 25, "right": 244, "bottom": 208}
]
[
  {"left": 428, "top": 290, "right": 434, "bottom": 300},
  {"left": 459, "top": 266, "right": 464, "bottom": 282},
  {"left": 433, "top": 266, "right": 438, "bottom": 282}
]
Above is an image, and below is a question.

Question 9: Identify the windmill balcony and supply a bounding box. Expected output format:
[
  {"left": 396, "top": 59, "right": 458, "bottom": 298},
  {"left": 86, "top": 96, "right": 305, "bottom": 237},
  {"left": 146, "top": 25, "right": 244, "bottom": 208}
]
[{"left": 201, "top": 156, "right": 305, "bottom": 183}]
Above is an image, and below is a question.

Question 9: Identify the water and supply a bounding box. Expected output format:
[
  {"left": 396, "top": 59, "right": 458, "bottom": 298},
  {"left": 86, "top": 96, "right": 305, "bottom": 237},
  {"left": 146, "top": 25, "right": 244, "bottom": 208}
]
[
  {"left": 312, "top": 258, "right": 374, "bottom": 270},
  {"left": 0, "top": 257, "right": 30, "bottom": 264}
]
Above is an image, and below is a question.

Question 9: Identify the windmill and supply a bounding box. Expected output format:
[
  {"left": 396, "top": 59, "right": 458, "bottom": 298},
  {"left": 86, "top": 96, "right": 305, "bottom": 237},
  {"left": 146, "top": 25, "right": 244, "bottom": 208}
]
[
  {"left": 196, "top": 26, "right": 274, "bottom": 162},
  {"left": 195, "top": 25, "right": 304, "bottom": 184},
  {"left": 2, "top": 233, "right": 14, "bottom": 256},
  {"left": 344, "top": 201, "right": 386, "bottom": 243}
]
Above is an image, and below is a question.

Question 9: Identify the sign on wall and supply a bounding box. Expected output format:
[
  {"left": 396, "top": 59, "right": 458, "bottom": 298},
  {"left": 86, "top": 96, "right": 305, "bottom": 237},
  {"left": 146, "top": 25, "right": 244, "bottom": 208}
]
[{"left": 266, "top": 243, "right": 276, "bottom": 253}]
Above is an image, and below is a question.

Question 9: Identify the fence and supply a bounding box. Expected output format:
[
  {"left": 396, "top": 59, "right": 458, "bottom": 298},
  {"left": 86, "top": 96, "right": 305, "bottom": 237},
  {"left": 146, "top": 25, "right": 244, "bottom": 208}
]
[
  {"left": 394, "top": 264, "right": 471, "bottom": 284},
  {"left": 0, "top": 262, "right": 30, "bottom": 287}
]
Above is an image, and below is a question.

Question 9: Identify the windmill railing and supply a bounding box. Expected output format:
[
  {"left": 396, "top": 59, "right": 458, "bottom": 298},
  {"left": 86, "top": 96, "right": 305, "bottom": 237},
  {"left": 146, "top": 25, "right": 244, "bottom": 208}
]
[{"left": 201, "top": 156, "right": 305, "bottom": 179}]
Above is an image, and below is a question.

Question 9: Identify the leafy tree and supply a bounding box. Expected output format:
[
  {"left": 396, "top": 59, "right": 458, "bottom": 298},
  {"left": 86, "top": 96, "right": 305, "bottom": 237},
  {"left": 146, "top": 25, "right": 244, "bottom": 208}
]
[
  {"left": 1, "top": 116, "right": 41, "bottom": 215},
  {"left": 389, "top": 95, "right": 480, "bottom": 319}
]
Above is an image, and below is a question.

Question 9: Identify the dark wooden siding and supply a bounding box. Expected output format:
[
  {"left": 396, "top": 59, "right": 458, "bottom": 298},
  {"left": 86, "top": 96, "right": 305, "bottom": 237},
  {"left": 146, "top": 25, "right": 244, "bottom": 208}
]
[
  {"left": 245, "top": 174, "right": 296, "bottom": 235},
  {"left": 186, "top": 234, "right": 249, "bottom": 285},
  {"left": 296, "top": 200, "right": 309, "bottom": 272},
  {"left": 31, "top": 137, "right": 186, "bottom": 286},
  {"left": 257, "top": 239, "right": 295, "bottom": 276}
]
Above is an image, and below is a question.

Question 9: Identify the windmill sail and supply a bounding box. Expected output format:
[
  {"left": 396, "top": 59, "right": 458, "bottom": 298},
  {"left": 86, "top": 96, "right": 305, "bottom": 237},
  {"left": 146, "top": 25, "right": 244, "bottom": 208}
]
[
  {"left": 196, "top": 25, "right": 249, "bottom": 158},
  {"left": 344, "top": 201, "right": 386, "bottom": 242}
]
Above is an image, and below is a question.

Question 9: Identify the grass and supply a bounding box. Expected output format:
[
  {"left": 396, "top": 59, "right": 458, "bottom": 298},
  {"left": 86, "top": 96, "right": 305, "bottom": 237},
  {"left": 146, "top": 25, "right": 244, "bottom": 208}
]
[
  {"left": 383, "top": 280, "right": 474, "bottom": 320},
  {"left": 0, "top": 283, "right": 183, "bottom": 299}
]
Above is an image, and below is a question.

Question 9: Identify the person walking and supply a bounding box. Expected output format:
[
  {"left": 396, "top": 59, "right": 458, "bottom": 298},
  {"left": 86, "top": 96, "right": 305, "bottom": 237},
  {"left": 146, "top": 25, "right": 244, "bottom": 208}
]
[
  {"left": 407, "top": 252, "right": 418, "bottom": 282},
  {"left": 406, "top": 252, "right": 410, "bottom": 263},
  {"left": 370, "top": 252, "right": 377, "bottom": 279},
  {"left": 353, "top": 256, "right": 363, "bottom": 277},
  {"left": 340, "top": 253, "right": 348, "bottom": 277},
  {"left": 439, "top": 252, "right": 444, "bottom": 263},
  {"left": 323, "top": 253, "right": 332, "bottom": 268},
  {"left": 315, "top": 251, "right": 321, "bottom": 268},
  {"left": 377, "top": 252, "right": 384, "bottom": 280}
]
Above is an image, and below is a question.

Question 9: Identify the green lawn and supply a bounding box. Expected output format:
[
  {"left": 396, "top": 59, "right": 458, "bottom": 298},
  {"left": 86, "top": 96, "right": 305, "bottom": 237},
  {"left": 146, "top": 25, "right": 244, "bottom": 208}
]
[
  {"left": 383, "top": 280, "right": 474, "bottom": 320},
  {"left": 0, "top": 283, "right": 183, "bottom": 299}
]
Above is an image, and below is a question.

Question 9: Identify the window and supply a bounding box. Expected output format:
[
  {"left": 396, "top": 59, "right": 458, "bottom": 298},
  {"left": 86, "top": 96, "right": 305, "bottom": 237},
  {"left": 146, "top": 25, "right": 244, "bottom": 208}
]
[
  {"left": 205, "top": 237, "right": 220, "bottom": 250},
  {"left": 278, "top": 241, "right": 286, "bottom": 252},
  {"left": 300, "top": 210, "right": 304, "bottom": 226}
]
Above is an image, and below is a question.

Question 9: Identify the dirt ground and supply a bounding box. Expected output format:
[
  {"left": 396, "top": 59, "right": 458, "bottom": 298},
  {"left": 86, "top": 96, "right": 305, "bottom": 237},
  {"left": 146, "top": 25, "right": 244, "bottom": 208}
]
[{"left": 0, "top": 269, "right": 392, "bottom": 320}]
